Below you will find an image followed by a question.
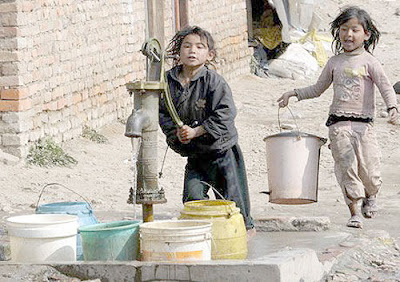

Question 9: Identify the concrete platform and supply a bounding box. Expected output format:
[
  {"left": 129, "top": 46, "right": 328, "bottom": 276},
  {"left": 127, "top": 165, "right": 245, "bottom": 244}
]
[
  {"left": 0, "top": 230, "right": 395, "bottom": 282},
  {"left": 1, "top": 211, "right": 397, "bottom": 281},
  {"left": 0, "top": 248, "right": 326, "bottom": 282}
]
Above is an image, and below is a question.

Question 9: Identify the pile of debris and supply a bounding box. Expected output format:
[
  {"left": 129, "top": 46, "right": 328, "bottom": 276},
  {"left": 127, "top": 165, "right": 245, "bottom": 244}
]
[{"left": 250, "top": 0, "right": 331, "bottom": 80}]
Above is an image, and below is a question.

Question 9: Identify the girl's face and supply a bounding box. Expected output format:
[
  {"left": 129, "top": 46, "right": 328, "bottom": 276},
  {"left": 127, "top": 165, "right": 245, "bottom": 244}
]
[
  {"left": 179, "top": 34, "right": 214, "bottom": 69},
  {"left": 339, "top": 17, "right": 371, "bottom": 52}
]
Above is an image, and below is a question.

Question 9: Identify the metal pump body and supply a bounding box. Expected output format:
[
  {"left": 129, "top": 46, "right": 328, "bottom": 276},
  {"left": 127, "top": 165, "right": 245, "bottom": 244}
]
[{"left": 125, "top": 39, "right": 167, "bottom": 217}]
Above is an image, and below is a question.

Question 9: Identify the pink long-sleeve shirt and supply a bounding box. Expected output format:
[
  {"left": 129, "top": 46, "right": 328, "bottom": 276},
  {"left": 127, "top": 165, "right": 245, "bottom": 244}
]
[{"left": 295, "top": 48, "right": 397, "bottom": 119}]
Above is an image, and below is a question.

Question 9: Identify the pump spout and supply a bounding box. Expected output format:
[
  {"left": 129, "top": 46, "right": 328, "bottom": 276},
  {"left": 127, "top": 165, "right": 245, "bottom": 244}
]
[{"left": 125, "top": 109, "right": 150, "bottom": 138}]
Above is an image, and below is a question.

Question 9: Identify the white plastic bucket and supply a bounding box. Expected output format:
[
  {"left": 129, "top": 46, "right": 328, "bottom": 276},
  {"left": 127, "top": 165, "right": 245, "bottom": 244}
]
[
  {"left": 264, "top": 131, "right": 327, "bottom": 204},
  {"left": 139, "top": 220, "right": 212, "bottom": 262},
  {"left": 6, "top": 214, "right": 78, "bottom": 262}
]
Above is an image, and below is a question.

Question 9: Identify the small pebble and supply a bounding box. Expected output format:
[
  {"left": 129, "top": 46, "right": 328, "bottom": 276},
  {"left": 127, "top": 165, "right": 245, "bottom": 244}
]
[{"left": 380, "top": 111, "right": 388, "bottom": 118}]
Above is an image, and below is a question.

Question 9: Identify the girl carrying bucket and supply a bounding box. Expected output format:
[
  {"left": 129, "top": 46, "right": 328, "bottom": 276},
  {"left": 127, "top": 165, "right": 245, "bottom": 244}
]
[
  {"left": 159, "top": 26, "right": 255, "bottom": 237},
  {"left": 277, "top": 6, "right": 398, "bottom": 229}
]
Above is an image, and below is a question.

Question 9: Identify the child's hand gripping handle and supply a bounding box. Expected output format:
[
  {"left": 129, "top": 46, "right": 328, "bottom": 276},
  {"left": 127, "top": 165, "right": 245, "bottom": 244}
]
[
  {"left": 177, "top": 121, "right": 206, "bottom": 144},
  {"left": 277, "top": 106, "right": 301, "bottom": 139},
  {"left": 277, "top": 90, "right": 297, "bottom": 108}
]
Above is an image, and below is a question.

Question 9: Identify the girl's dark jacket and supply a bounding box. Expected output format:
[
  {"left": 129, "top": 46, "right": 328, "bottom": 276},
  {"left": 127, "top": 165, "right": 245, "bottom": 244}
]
[{"left": 159, "top": 65, "right": 238, "bottom": 158}]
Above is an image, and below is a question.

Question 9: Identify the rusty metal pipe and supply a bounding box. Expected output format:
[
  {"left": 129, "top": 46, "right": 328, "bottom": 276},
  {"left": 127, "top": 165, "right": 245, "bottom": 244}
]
[{"left": 142, "top": 204, "right": 154, "bottom": 223}]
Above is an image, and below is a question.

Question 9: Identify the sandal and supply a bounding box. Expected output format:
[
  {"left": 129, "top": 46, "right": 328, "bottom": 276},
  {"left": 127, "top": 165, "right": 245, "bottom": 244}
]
[
  {"left": 346, "top": 215, "right": 363, "bottom": 229},
  {"left": 361, "top": 196, "right": 378, "bottom": 219}
]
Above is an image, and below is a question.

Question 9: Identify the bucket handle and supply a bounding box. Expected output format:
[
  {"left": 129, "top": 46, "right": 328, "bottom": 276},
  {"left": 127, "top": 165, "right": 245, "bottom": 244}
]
[
  {"left": 199, "top": 181, "right": 236, "bottom": 218},
  {"left": 35, "top": 182, "right": 93, "bottom": 211},
  {"left": 278, "top": 106, "right": 301, "bottom": 139},
  {"left": 200, "top": 181, "right": 226, "bottom": 201}
]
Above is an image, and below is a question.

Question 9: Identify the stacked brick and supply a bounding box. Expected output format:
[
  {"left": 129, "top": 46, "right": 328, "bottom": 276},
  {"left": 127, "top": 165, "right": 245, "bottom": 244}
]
[
  {"left": 0, "top": 0, "right": 251, "bottom": 157},
  {"left": 188, "top": 0, "right": 251, "bottom": 81},
  {"left": 0, "top": 0, "right": 146, "bottom": 157}
]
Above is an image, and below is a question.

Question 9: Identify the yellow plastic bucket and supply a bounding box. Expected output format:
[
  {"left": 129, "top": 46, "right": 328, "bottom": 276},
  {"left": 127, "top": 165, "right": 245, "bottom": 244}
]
[{"left": 180, "top": 200, "right": 247, "bottom": 260}]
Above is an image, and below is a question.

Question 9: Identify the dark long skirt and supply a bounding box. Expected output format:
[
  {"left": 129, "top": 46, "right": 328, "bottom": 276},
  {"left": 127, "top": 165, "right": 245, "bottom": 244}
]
[{"left": 183, "top": 144, "right": 254, "bottom": 229}]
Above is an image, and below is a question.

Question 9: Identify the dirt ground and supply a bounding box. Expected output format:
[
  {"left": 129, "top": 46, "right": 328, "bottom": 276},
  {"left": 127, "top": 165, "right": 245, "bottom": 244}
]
[{"left": 0, "top": 0, "right": 400, "bottom": 280}]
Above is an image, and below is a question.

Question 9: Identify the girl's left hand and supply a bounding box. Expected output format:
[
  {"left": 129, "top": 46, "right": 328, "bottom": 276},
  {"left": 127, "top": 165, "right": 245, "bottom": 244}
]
[
  {"left": 388, "top": 108, "right": 398, "bottom": 125},
  {"left": 177, "top": 124, "right": 206, "bottom": 143},
  {"left": 177, "top": 125, "right": 196, "bottom": 144}
]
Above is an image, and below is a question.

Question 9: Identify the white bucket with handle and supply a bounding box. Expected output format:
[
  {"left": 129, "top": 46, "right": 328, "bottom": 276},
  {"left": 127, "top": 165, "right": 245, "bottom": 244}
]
[
  {"left": 263, "top": 107, "right": 327, "bottom": 204},
  {"left": 140, "top": 220, "right": 212, "bottom": 262},
  {"left": 6, "top": 214, "right": 78, "bottom": 262}
]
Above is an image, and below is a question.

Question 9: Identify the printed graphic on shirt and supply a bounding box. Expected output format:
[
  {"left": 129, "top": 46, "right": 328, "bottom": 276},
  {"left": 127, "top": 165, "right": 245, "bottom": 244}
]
[
  {"left": 195, "top": 99, "right": 206, "bottom": 110},
  {"left": 337, "top": 66, "right": 367, "bottom": 102},
  {"left": 344, "top": 67, "right": 367, "bottom": 78}
]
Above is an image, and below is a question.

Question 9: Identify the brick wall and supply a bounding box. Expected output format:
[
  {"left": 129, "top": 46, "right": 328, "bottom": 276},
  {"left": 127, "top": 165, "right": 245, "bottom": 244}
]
[
  {"left": 0, "top": 0, "right": 146, "bottom": 157},
  {"left": 188, "top": 0, "right": 251, "bottom": 81},
  {"left": 0, "top": 0, "right": 251, "bottom": 157},
  {"left": 163, "top": 0, "right": 251, "bottom": 81}
]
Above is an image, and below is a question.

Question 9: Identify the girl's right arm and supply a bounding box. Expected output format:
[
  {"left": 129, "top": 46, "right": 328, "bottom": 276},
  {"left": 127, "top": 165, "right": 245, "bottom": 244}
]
[{"left": 277, "top": 58, "right": 334, "bottom": 108}]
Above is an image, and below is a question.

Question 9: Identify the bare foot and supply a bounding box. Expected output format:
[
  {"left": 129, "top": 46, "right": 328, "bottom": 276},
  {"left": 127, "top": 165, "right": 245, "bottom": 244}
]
[{"left": 247, "top": 227, "right": 256, "bottom": 241}]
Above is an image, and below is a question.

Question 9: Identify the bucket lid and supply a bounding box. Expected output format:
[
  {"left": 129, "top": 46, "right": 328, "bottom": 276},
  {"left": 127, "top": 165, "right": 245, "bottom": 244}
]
[{"left": 263, "top": 131, "right": 327, "bottom": 144}]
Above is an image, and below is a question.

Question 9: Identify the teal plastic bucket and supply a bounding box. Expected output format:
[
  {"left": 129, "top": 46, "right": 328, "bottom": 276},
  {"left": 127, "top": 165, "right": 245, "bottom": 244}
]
[
  {"left": 36, "top": 201, "right": 97, "bottom": 260},
  {"left": 79, "top": 220, "right": 140, "bottom": 261}
]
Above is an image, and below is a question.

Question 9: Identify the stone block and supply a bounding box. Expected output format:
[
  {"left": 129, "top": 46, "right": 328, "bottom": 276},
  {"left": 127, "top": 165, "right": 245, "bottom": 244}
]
[
  {"left": 0, "top": 2, "right": 18, "bottom": 13},
  {"left": 2, "top": 132, "right": 28, "bottom": 146},
  {"left": 0, "top": 27, "right": 18, "bottom": 38},
  {"left": 0, "top": 75, "right": 23, "bottom": 87},
  {"left": 0, "top": 149, "right": 20, "bottom": 165},
  {"left": 255, "top": 216, "right": 331, "bottom": 232},
  {"left": 8, "top": 119, "right": 33, "bottom": 133},
  {"left": 0, "top": 144, "right": 25, "bottom": 158},
  {"left": 0, "top": 12, "right": 17, "bottom": 26}
]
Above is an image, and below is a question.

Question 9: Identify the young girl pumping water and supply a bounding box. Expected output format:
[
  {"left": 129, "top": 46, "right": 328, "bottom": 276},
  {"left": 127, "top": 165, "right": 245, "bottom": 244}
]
[
  {"left": 277, "top": 6, "right": 398, "bottom": 229},
  {"left": 159, "top": 26, "right": 255, "bottom": 236}
]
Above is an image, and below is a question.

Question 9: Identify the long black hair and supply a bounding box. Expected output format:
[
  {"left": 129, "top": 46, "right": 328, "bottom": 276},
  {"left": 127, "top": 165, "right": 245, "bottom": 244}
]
[
  {"left": 330, "top": 6, "right": 380, "bottom": 55},
  {"left": 166, "top": 26, "right": 216, "bottom": 66}
]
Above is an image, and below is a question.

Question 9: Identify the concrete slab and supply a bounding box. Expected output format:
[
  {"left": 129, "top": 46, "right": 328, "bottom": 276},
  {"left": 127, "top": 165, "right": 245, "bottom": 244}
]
[
  {"left": 0, "top": 248, "right": 326, "bottom": 282},
  {"left": 255, "top": 216, "right": 331, "bottom": 232},
  {"left": 247, "top": 229, "right": 350, "bottom": 260}
]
